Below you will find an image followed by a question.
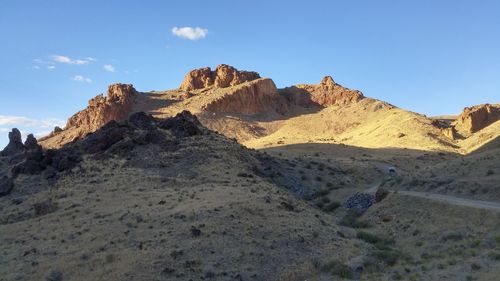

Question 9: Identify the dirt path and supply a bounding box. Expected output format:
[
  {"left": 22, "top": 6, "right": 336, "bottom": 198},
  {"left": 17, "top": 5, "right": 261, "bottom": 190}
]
[{"left": 364, "top": 182, "right": 500, "bottom": 212}]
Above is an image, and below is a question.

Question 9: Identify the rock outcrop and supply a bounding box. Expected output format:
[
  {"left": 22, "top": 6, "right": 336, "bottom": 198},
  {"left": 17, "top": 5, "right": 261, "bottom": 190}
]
[
  {"left": 442, "top": 127, "right": 457, "bottom": 140},
  {"left": 299, "top": 76, "right": 364, "bottom": 107},
  {"left": 1, "top": 129, "right": 24, "bottom": 156},
  {"left": 455, "top": 104, "right": 500, "bottom": 134},
  {"left": 65, "top": 83, "right": 138, "bottom": 136},
  {"left": 201, "top": 78, "right": 288, "bottom": 115},
  {"left": 179, "top": 64, "right": 260, "bottom": 91}
]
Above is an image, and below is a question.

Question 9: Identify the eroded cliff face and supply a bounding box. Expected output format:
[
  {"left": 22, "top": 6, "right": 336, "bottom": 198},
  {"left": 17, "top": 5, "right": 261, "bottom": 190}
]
[
  {"left": 455, "top": 104, "right": 500, "bottom": 134},
  {"left": 201, "top": 78, "right": 288, "bottom": 115},
  {"left": 179, "top": 64, "right": 260, "bottom": 91},
  {"left": 38, "top": 84, "right": 139, "bottom": 148},
  {"left": 65, "top": 83, "right": 138, "bottom": 133},
  {"left": 299, "top": 76, "right": 364, "bottom": 106},
  {"left": 281, "top": 76, "right": 365, "bottom": 108}
]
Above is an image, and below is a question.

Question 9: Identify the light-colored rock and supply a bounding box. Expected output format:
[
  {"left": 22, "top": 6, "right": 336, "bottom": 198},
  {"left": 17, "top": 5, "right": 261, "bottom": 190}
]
[
  {"left": 299, "top": 76, "right": 364, "bottom": 106},
  {"left": 65, "top": 83, "right": 138, "bottom": 135},
  {"left": 179, "top": 64, "right": 260, "bottom": 91},
  {"left": 201, "top": 78, "right": 288, "bottom": 115},
  {"left": 455, "top": 104, "right": 500, "bottom": 134},
  {"left": 282, "top": 76, "right": 364, "bottom": 107}
]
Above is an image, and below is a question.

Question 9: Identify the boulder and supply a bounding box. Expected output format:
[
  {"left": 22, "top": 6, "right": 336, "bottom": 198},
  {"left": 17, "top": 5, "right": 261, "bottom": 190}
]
[
  {"left": 375, "top": 188, "right": 389, "bottom": 203},
  {"left": 159, "top": 111, "right": 204, "bottom": 137},
  {"left": 1, "top": 128, "right": 24, "bottom": 156},
  {"left": 343, "top": 193, "right": 375, "bottom": 213},
  {"left": 179, "top": 64, "right": 260, "bottom": 91},
  {"left": 24, "top": 134, "right": 41, "bottom": 151},
  {"left": 442, "top": 126, "right": 457, "bottom": 140}
]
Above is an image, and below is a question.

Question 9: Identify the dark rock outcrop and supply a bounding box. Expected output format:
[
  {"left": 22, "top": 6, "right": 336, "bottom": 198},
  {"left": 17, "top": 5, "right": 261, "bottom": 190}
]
[
  {"left": 0, "top": 176, "right": 14, "bottom": 196},
  {"left": 24, "top": 134, "right": 41, "bottom": 150},
  {"left": 1, "top": 128, "right": 24, "bottom": 156},
  {"left": 179, "top": 64, "right": 260, "bottom": 91},
  {"left": 159, "top": 111, "right": 204, "bottom": 137},
  {"left": 2, "top": 111, "right": 209, "bottom": 195},
  {"left": 343, "top": 193, "right": 375, "bottom": 213}
]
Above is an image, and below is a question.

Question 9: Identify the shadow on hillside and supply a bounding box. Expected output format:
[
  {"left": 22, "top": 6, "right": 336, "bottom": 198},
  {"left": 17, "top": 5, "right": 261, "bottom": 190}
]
[
  {"left": 258, "top": 141, "right": 500, "bottom": 202},
  {"left": 135, "top": 92, "right": 180, "bottom": 115},
  {"left": 260, "top": 143, "right": 460, "bottom": 172},
  {"left": 469, "top": 135, "right": 500, "bottom": 154}
]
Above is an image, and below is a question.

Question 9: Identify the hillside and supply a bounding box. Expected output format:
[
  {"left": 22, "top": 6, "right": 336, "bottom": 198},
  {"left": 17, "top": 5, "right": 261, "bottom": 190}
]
[
  {"left": 38, "top": 65, "right": 499, "bottom": 156},
  {"left": 3, "top": 64, "right": 500, "bottom": 281}
]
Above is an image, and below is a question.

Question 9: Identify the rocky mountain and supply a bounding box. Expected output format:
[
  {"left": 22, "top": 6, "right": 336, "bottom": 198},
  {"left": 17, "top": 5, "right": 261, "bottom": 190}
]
[
  {"left": 39, "top": 83, "right": 139, "bottom": 148},
  {"left": 2, "top": 65, "right": 500, "bottom": 281},
  {"left": 0, "top": 111, "right": 366, "bottom": 281},
  {"left": 37, "top": 65, "right": 499, "bottom": 154}
]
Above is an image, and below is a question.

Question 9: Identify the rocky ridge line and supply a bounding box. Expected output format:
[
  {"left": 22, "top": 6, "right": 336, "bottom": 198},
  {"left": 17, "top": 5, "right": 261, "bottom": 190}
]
[{"left": 179, "top": 64, "right": 260, "bottom": 91}]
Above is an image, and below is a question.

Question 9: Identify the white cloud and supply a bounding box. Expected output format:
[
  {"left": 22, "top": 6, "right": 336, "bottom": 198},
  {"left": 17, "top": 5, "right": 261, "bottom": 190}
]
[
  {"left": 171, "top": 26, "right": 208, "bottom": 40},
  {"left": 52, "top": 55, "right": 93, "bottom": 65},
  {"left": 0, "top": 115, "right": 65, "bottom": 128},
  {"left": 72, "top": 75, "right": 92, "bottom": 83},
  {"left": 103, "top": 64, "right": 115, "bottom": 72},
  {"left": 0, "top": 116, "right": 66, "bottom": 147},
  {"left": 47, "top": 65, "right": 56, "bottom": 70},
  {"left": 33, "top": 65, "right": 40, "bottom": 70}
]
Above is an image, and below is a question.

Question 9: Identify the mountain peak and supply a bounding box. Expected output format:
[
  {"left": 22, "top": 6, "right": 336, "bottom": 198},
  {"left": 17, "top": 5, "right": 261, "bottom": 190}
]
[
  {"left": 179, "top": 64, "right": 260, "bottom": 91},
  {"left": 320, "top": 76, "right": 336, "bottom": 88}
]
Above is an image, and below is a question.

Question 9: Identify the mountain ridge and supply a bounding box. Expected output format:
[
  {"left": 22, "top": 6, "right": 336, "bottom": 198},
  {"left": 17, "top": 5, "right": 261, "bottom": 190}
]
[{"left": 35, "top": 64, "right": 499, "bottom": 154}]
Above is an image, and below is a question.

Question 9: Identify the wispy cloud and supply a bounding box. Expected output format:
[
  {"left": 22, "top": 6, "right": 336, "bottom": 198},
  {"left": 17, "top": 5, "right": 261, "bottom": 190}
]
[
  {"left": 72, "top": 75, "right": 92, "bottom": 83},
  {"left": 171, "top": 26, "right": 208, "bottom": 40},
  {"left": 0, "top": 115, "right": 65, "bottom": 128},
  {"left": 47, "top": 65, "right": 56, "bottom": 70},
  {"left": 52, "top": 55, "right": 94, "bottom": 65},
  {"left": 103, "top": 64, "right": 115, "bottom": 72},
  {"left": 0, "top": 116, "right": 65, "bottom": 146}
]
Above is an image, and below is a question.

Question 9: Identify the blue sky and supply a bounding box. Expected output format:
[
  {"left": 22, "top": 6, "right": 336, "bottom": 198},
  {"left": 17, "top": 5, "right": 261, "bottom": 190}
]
[{"left": 1, "top": 0, "right": 499, "bottom": 147}]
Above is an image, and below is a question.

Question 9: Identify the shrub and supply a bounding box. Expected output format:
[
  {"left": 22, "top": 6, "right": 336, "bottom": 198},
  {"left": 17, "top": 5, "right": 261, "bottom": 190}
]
[
  {"left": 320, "top": 259, "right": 353, "bottom": 279},
  {"left": 322, "top": 202, "right": 341, "bottom": 213},
  {"left": 339, "top": 211, "right": 371, "bottom": 228},
  {"left": 357, "top": 231, "right": 394, "bottom": 248}
]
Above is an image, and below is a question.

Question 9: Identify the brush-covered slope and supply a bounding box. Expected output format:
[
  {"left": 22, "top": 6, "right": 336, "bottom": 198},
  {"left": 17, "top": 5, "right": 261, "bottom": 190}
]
[{"left": 0, "top": 112, "right": 360, "bottom": 281}]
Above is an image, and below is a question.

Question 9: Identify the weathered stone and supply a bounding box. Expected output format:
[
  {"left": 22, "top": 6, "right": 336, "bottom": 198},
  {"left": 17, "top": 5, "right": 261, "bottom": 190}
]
[
  {"left": 65, "top": 83, "right": 138, "bottom": 135},
  {"left": 179, "top": 64, "right": 260, "bottom": 91},
  {"left": 0, "top": 176, "right": 14, "bottom": 196},
  {"left": 201, "top": 78, "right": 288, "bottom": 115},
  {"left": 1, "top": 128, "right": 24, "bottom": 156},
  {"left": 24, "top": 134, "right": 41, "bottom": 151},
  {"left": 375, "top": 188, "right": 389, "bottom": 203},
  {"left": 343, "top": 193, "right": 374, "bottom": 213},
  {"left": 455, "top": 104, "right": 500, "bottom": 134},
  {"left": 293, "top": 76, "right": 364, "bottom": 107},
  {"left": 159, "top": 111, "right": 203, "bottom": 137}
]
